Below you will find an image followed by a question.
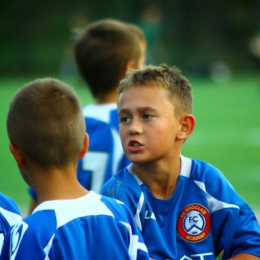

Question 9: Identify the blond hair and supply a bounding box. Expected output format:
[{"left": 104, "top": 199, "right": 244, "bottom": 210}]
[{"left": 119, "top": 64, "right": 193, "bottom": 116}]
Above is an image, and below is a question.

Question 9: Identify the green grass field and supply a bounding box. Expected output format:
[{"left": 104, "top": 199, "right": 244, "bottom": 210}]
[{"left": 0, "top": 74, "right": 259, "bottom": 222}]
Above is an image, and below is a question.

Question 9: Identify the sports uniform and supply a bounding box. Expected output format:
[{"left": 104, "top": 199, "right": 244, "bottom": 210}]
[
  {"left": 0, "top": 193, "right": 22, "bottom": 255},
  {"left": 0, "top": 191, "right": 149, "bottom": 260},
  {"left": 101, "top": 155, "right": 260, "bottom": 260},
  {"left": 78, "top": 103, "right": 130, "bottom": 192}
]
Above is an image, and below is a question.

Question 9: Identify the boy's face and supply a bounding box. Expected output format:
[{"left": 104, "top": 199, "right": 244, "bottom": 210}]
[{"left": 118, "top": 85, "right": 182, "bottom": 164}]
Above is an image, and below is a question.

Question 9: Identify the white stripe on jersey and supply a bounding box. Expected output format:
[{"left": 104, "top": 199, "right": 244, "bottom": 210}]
[
  {"left": 121, "top": 222, "right": 148, "bottom": 260},
  {"left": 134, "top": 193, "right": 144, "bottom": 231},
  {"left": 33, "top": 192, "right": 115, "bottom": 229},
  {"left": 83, "top": 103, "right": 117, "bottom": 123},
  {"left": 0, "top": 207, "right": 22, "bottom": 226}
]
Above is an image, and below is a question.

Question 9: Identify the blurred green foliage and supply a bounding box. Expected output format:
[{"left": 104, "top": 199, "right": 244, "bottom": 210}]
[{"left": 0, "top": 0, "right": 260, "bottom": 76}]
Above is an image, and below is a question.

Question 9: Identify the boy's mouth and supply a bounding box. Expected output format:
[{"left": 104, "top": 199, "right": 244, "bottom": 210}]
[
  {"left": 129, "top": 140, "right": 142, "bottom": 147},
  {"left": 128, "top": 140, "right": 144, "bottom": 152}
]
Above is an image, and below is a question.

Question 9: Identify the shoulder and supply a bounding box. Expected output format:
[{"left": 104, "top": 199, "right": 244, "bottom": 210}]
[
  {"left": 180, "top": 156, "right": 222, "bottom": 180},
  {"left": 101, "top": 165, "right": 144, "bottom": 216},
  {"left": 82, "top": 107, "right": 118, "bottom": 146},
  {"left": 182, "top": 156, "right": 253, "bottom": 213},
  {"left": 83, "top": 104, "right": 119, "bottom": 135},
  {"left": 100, "top": 195, "right": 132, "bottom": 220},
  {"left": 182, "top": 156, "right": 232, "bottom": 191},
  {"left": 21, "top": 209, "right": 57, "bottom": 239},
  {"left": 102, "top": 165, "right": 141, "bottom": 198},
  {"left": 0, "top": 194, "right": 22, "bottom": 257},
  {"left": 1, "top": 211, "right": 57, "bottom": 259},
  {"left": 0, "top": 193, "right": 21, "bottom": 227},
  {"left": 83, "top": 103, "right": 117, "bottom": 125},
  {"left": 0, "top": 193, "right": 21, "bottom": 215}
]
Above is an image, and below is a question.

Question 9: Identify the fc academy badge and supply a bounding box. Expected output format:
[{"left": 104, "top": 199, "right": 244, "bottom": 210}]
[{"left": 177, "top": 204, "right": 210, "bottom": 242}]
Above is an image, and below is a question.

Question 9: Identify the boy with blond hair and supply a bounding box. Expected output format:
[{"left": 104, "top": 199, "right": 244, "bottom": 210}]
[
  {"left": 102, "top": 64, "right": 260, "bottom": 259},
  {"left": 1, "top": 78, "right": 150, "bottom": 259}
]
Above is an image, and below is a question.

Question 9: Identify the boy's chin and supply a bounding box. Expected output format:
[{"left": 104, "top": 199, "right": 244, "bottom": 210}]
[{"left": 127, "top": 156, "right": 152, "bottom": 165}]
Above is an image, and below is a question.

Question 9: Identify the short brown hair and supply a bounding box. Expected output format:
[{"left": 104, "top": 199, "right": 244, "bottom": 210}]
[
  {"left": 74, "top": 19, "right": 146, "bottom": 98},
  {"left": 118, "top": 64, "right": 193, "bottom": 116},
  {"left": 7, "top": 78, "right": 86, "bottom": 168}
]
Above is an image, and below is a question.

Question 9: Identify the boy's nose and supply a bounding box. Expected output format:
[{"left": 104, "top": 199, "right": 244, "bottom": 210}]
[{"left": 128, "top": 120, "right": 143, "bottom": 135}]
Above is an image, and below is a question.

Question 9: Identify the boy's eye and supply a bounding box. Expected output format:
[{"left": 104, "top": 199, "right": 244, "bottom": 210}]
[
  {"left": 120, "top": 117, "right": 130, "bottom": 123},
  {"left": 143, "top": 114, "right": 153, "bottom": 120}
]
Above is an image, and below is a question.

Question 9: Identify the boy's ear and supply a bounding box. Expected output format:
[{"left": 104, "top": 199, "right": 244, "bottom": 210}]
[
  {"left": 125, "top": 60, "right": 135, "bottom": 73},
  {"left": 79, "top": 133, "right": 89, "bottom": 159},
  {"left": 177, "top": 114, "right": 196, "bottom": 140},
  {"left": 9, "top": 143, "right": 26, "bottom": 168}
]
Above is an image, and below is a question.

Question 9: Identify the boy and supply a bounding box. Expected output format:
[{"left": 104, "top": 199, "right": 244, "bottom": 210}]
[
  {"left": 0, "top": 193, "right": 21, "bottom": 255},
  {"left": 28, "top": 19, "right": 146, "bottom": 212},
  {"left": 1, "top": 78, "right": 150, "bottom": 259},
  {"left": 101, "top": 64, "right": 260, "bottom": 259},
  {"left": 74, "top": 18, "right": 146, "bottom": 192}
]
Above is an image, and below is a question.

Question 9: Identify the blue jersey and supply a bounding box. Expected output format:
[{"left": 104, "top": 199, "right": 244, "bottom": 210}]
[
  {"left": 0, "top": 191, "right": 149, "bottom": 260},
  {"left": 0, "top": 193, "right": 22, "bottom": 255},
  {"left": 101, "top": 155, "right": 260, "bottom": 260},
  {"left": 28, "top": 103, "right": 130, "bottom": 201},
  {"left": 77, "top": 103, "right": 130, "bottom": 192}
]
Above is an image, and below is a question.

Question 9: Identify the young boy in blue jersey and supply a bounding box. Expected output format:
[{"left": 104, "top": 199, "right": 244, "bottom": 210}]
[
  {"left": 74, "top": 19, "right": 146, "bottom": 192},
  {"left": 0, "top": 193, "right": 21, "bottom": 255},
  {"left": 101, "top": 64, "right": 260, "bottom": 260},
  {"left": 27, "top": 19, "right": 146, "bottom": 213},
  {"left": 1, "top": 78, "right": 150, "bottom": 260}
]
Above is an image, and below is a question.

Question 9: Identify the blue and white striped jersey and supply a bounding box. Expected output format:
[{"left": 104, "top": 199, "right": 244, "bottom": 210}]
[
  {"left": 0, "top": 193, "right": 22, "bottom": 255},
  {"left": 0, "top": 191, "right": 149, "bottom": 260},
  {"left": 77, "top": 103, "right": 130, "bottom": 193},
  {"left": 101, "top": 155, "right": 260, "bottom": 260}
]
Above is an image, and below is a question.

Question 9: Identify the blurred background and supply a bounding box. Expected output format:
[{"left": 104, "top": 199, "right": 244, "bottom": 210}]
[
  {"left": 1, "top": 0, "right": 260, "bottom": 77},
  {"left": 0, "top": 0, "right": 260, "bottom": 219}
]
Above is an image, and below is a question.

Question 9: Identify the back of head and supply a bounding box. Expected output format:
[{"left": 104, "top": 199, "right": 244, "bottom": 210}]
[
  {"left": 7, "top": 78, "right": 86, "bottom": 168},
  {"left": 119, "top": 64, "right": 193, "bottom": 116},
  {"left": 74, "top": 19, "right": 146, "bottom": 98}
]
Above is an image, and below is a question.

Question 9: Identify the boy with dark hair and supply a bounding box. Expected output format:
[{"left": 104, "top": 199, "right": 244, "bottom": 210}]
[
  {"left": 74, "top": 19, "right": 146, "bottom": 101},
  {"left": 0, "top": 193, "right": 21, "bottom": 255},
  {"left": 73, "top": 18, "right": 146, "bottom": 193},
  {"left": 102, "top": 64, "right": 260, "bottom": 259},
  {"left": 1, "top": 78, "right": 150, "bottom": 259},
  {"left": 28, "top": 18, "right": 146, "bottom": 212}
]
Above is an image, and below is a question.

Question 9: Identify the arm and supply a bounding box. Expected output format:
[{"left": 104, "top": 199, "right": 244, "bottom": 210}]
[
  {"left": 202, "top": 164, "right": 260, "bottom": 257},
  {"left": 0, "top": 221, "right": 47, "bottom": 260},
  {"left": 101, "top": 176, "right": 139, "bottom": 217},
  {"left": 229, "top": 253, "right": 260, "bottom": 259}
]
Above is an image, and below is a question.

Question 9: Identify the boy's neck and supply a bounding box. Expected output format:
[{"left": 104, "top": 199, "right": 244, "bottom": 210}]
[
  {"left": 96, "top": 89, "right": 118, "bottom": 104},
  {"left": 29, "top": 164, "right": 89, "bottom": 205},
  {"left": 133, "top": 156, "right": 181, "bottom": 200}
]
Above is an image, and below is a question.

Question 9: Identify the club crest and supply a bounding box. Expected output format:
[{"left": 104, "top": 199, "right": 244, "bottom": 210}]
[{"left": 177, "top": 204, "right": 210, "bottom": 242}]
